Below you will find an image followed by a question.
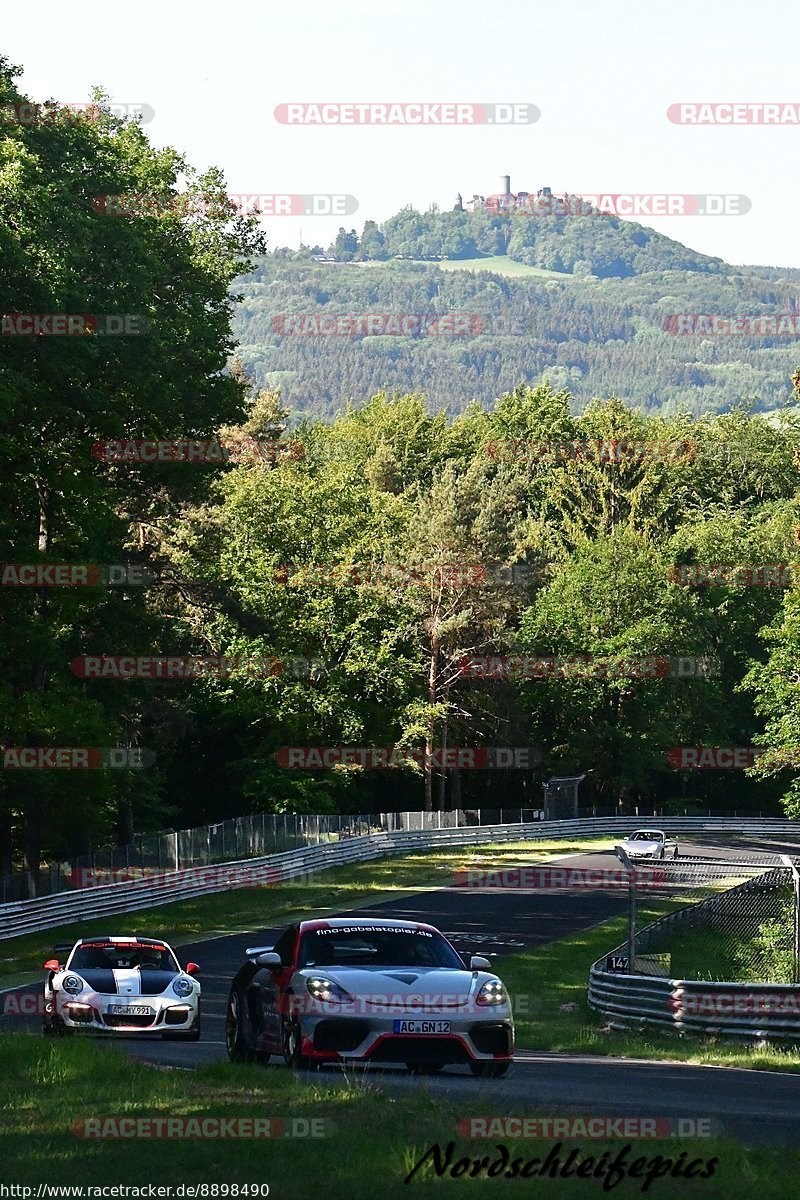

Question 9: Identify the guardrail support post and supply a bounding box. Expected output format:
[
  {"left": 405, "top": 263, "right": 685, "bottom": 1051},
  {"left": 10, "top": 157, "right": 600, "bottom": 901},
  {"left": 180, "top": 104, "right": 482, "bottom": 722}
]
[{"left": 616, "top": 844, "right": 636, "bottom": 973}]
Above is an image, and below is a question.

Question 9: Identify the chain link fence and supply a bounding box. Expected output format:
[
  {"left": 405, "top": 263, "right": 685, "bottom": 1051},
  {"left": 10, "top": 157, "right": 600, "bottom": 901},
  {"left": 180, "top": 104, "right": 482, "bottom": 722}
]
[{"left": 615, "top": 853, "right": 800, "bottom": 985}]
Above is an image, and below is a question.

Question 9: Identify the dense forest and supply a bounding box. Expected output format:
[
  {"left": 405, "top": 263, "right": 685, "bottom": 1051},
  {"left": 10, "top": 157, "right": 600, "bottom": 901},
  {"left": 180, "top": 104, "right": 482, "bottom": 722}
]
[
  {"left": 233, "top": 248, "right": 800, "bottom": 421},
  {"left": 5, "top": 56, "right": 800, "bottom": 878}
]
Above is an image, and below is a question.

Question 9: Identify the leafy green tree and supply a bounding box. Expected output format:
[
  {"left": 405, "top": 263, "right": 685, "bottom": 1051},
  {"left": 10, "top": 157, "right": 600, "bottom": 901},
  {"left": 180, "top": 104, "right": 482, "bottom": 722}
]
[
  {"left": 515, "top": 530, "right": 722, "bottom": 806},
  {"left": 0, "top": 55, "right": 264, "bottom": 878}
]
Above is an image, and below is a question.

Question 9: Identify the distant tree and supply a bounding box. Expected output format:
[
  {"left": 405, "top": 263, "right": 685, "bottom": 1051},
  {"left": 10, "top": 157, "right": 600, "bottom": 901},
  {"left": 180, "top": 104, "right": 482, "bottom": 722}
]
[
  {"left": 356, "top": 220, "right": 387, "bottom": 260},
  {"left": 332, "top": 227, "right": 359, "bottom": 260}
]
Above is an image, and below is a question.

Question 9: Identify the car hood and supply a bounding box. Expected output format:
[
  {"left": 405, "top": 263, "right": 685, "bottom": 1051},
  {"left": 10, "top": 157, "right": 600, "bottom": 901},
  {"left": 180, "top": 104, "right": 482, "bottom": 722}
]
[
  {"left": 295, "top": 965, "right": 490, "bottom": 1007},
  {"left": 65, "top": 969, "right": 180, "bottom": 996},
  {"left": 623, "top": 839, "right": 659, "bottom": 849}
]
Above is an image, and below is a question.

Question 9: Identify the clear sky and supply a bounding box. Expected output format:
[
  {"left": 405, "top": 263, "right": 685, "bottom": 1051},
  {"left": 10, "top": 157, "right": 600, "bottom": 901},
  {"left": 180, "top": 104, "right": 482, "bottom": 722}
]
[{"left": 3, "top": 0, "right": 799, "bottom": 266}]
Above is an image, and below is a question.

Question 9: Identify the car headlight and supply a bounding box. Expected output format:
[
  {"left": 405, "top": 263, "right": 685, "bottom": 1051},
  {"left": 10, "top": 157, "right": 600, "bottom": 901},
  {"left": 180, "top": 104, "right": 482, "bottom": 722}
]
[
  {"left": 172, "top": 977, "right": 193, "bottom": 997},
  {"left": 476, "top": 979, "right": 507, "bottom": 1007},
  {"left": 306, "top": 977, "right": 352, "bottom": 1003},
  {"left": 61, "top": 975, "right": 85, "bottom": 995}
]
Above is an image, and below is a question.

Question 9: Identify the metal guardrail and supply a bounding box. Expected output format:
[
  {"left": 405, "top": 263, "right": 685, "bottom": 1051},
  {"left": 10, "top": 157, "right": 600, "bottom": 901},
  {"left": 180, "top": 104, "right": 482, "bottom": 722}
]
[
  {"left": 588, "top": 864, "right": 800, "bottom": 1040},
  {"left": 1, "top": 814, "right": 798, "bottom": 943},
  {"left": 2, "top": 807, "right": 548, "bottom": 902}
]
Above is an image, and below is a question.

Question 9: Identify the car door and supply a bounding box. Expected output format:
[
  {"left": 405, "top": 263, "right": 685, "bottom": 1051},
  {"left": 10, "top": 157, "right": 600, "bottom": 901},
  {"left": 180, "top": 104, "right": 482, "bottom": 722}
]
[{"left": 255, "top": 924, "right": 298, "bottom": 1051}]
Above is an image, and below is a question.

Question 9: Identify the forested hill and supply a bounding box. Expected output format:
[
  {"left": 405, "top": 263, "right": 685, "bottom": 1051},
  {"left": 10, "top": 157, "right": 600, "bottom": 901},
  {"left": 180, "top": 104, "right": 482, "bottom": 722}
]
[
  {"left": 232, "top": 229, "right": 800, "bottom": 421},
  {"left": 355, "top": 203, "right": 728, "bottom": 277}
]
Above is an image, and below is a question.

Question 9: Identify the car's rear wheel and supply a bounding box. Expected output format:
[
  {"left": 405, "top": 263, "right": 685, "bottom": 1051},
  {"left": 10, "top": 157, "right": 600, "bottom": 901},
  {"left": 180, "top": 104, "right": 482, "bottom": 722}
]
[
  {"left": 673, "top": 845, "right": 679, "bottom": 858},
  {"left": 659, "top": 848, "right": 665, "bottom": 859},
  {"left": 226, "top": 987, "right": 260, "bottom": 1062},
  {"left": 469, "top": 1061, "right": 511, "bottom": 1078},
  {"left": 405, "top": 1062, "right": 444, "bottom": 1074}
]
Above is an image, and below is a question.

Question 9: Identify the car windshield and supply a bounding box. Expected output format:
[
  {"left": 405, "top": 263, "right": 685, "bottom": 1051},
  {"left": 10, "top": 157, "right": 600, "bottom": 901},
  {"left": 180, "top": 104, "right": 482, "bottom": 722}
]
[
  {"left": 68, "top": 943, "right": 178, "bottom": 971},
  {"left": 298, "top": 926, "right": 464, "bottom": 969},
  {"left": 631, "top": 831, "right": 661, "bottom": 841}
]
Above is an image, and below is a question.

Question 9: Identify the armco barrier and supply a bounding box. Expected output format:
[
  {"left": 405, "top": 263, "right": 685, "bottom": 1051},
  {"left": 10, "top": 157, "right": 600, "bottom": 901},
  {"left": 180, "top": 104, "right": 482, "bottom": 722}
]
[
  {"left": 1, "top": 815, "right": 798, "bottom": 942},
  {"left": 588, "top": 864, "right": 800, "bottom": 1040}
]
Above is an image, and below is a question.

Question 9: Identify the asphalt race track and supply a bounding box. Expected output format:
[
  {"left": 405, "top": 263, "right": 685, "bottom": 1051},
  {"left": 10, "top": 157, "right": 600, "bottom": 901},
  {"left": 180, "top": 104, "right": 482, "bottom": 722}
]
[{"left": 4, "top": 836, "right": 800, "bottom": 1144}]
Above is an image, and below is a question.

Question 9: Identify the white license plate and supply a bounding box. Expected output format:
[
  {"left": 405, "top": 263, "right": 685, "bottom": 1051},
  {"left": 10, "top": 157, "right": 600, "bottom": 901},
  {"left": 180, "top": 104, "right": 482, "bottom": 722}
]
[
  {"left": 108, "top": 1005, "right": 153, "bottom": 1017},
  {"left": 393, "top": 1019, "right": 451, "bottom": 1034}
]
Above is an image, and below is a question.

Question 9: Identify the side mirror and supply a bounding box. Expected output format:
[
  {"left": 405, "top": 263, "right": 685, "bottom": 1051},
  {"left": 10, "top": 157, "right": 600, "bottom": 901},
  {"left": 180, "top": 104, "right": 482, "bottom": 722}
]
[
  {"left": 43, "top": 959, "right": 60, "bottom": 972},
  {"left": 469, "top": 955, "right": 492, "bottom": 971},
  {"left": 255, "top": 952, "right": 282, "bottom": 969},
  {"left": 185, "top": 962, "right": 200, "bottom": 976}
]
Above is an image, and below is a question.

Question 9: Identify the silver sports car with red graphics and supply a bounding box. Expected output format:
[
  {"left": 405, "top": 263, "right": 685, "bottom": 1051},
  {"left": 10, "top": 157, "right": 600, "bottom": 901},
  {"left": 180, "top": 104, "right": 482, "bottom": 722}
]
[{"left": 225, "top": 917, "right": 513, "bottom": 1074}]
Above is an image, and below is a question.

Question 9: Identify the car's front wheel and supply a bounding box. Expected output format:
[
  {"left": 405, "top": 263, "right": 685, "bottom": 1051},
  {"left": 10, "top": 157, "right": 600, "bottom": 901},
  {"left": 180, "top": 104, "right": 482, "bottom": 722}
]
[
  {"left": 469, "top": 1061, "right": 511, "bottom": 1078},
  {"left": 226, "top": 987, "right": 260, "bottom": 1062},
  {"left": 43, "top": 1013, "right": 71, "bottom": 1037},
  {"left": 282, "top": 1016, "right": 316, "bottom": 1070},
  {"left": 162, "top": 1026, "right": 201, "bottom": 1041}
]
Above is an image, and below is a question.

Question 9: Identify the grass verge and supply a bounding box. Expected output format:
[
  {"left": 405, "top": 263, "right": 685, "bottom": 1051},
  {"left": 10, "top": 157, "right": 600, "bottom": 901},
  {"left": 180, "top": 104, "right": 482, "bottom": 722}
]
[{"left": 0, "top": 1033, "right": 795, "bottom": 1197}]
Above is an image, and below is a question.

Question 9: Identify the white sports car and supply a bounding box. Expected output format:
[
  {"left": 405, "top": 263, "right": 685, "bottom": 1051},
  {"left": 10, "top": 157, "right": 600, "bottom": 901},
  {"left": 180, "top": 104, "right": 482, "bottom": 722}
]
[
  {"left": 43, "top": 935, "right": 201, "bottom": 1039},
  {"left": 617, "top": 829, "right": 679, "bottom": 860}
]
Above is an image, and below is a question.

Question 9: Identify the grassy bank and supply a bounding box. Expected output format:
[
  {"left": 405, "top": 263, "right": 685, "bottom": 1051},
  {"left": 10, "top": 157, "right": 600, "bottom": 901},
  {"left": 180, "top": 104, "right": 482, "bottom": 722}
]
[
  {"left": 496, "top": 901, "right": 800, "bottom": 1072},
  {"left": 0, "top": 838, "right": 618, "bottom": 985},
  {"left": 0, "top": 1033, "right": 794, "bottom": 1197}
]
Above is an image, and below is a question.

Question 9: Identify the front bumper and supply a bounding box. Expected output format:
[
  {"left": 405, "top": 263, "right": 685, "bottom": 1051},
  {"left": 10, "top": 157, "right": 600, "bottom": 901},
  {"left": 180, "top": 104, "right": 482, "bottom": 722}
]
[
  {"left": 291, "top": 1002, "right": 514, "bottom": 1064},
  {"left": 50, "top": 991, "right": 199, "bottom": 1034}
]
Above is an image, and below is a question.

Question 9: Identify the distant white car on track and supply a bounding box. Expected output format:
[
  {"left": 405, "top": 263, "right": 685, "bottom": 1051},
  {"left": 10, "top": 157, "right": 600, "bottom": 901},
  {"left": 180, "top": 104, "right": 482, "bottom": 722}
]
[
  {"left": 617, "top": 829, "right": 679, "bottom": 860},
  {"left": 42, "top": 935, "right": 201, "bottom": 1039}
]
